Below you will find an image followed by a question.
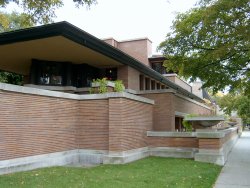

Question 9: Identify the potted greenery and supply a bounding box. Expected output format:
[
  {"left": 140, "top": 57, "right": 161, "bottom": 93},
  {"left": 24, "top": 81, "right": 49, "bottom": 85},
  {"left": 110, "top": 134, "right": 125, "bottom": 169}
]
[{"left": 89, "top": 78, "right": 125, "bottom": 94}]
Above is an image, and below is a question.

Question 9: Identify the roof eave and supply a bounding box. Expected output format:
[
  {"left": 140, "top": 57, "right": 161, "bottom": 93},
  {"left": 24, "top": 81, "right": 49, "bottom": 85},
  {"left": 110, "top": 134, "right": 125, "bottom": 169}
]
[{"left": 0, "top": 21, "right": 204, "bottom": 102}]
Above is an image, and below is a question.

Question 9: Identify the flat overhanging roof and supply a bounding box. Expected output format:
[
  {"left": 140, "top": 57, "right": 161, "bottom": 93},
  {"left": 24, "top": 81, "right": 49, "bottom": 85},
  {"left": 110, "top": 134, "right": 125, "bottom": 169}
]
[
  {"left": 0, "top": 36, "right": 122, "bottom": 75},
  {"left": 0, "top": 21, "right": 204, "bottom": 102}
]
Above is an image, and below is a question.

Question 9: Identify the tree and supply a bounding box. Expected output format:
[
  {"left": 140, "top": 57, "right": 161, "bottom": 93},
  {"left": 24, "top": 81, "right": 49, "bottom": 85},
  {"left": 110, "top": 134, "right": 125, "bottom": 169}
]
[
  {"left": 0, "top": 11, "right": 34, "bottom": 31},
  {"left": 217, "top": 93, "right": 250, "bottom": 124},
  {"left": 158, "top": 0, "right": 250, "bottom": 95},
  {"left": 0, "top": 11, "right": 32, "bottom": 84},
  {"left": 0, "top": 0, "right": 97, "bottom": 24}
]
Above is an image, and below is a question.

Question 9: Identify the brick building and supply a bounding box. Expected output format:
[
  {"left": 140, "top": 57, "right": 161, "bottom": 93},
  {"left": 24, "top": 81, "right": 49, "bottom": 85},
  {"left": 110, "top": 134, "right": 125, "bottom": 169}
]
[{"left": 0, "top": 22, "right": 238, "bottom": 174}]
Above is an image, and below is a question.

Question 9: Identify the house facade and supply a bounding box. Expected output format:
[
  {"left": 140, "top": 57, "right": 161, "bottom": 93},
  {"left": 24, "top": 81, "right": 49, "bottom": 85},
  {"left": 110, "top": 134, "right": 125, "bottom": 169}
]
[{"left": 0, "top": 22, "right": 238, "bottom": 174}]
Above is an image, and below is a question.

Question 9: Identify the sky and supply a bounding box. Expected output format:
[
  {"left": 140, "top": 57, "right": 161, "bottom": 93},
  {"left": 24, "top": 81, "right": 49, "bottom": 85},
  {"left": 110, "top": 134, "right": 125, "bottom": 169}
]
[{"left": 54, "top": 0, "right": 198, "bottom": 54}]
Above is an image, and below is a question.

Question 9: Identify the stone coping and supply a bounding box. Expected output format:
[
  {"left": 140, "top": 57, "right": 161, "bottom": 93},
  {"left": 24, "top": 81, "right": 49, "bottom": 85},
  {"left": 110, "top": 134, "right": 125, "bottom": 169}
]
[
  {"left": 24, "top": 84, "right": 90, "bottom": 92},
  {"left": 184, "top": 116, "right": 225, "bottom": 121},
  {"left": 175, "top": 111, "right": 188, "bottom": 117},
  {"left": 147, "top": 131, "right": 196, "bottom": 137},
  {"left": 0, "top": 83, "right": 154, "bottom": 105},
  {"left": 91, "top": 81, "right": 115, "bottom": 88},
  {"left": 147, "top": 127, "right": 238, "bottom": 139},
  {"left": 137, "top": 89, "right": 176, "bottom": 94}
]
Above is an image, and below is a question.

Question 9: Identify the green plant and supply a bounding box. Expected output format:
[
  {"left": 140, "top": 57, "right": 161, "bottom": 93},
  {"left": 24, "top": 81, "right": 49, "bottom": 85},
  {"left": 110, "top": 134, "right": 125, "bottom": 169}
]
[
  {"left": 89, "top": 87, "right": 95, "bottom": 94},
  {"left": 92, "top": 78, "right": 108, "bottom": 94},
  {"left": 114, "top": 80, "right": 125, "bottom": 92},
  {"left": 182, "top": 120, "right": 193, "bottom": 132},
  {"left": 89, "top": 78, "right": 125, "bottom": 94}
]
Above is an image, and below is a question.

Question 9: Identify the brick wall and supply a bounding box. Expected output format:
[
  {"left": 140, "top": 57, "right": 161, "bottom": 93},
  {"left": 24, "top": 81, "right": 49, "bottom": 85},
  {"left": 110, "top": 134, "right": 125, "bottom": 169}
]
[
  {"left": 118, "top": 65, "right": 140, "bottom": 91},
  {"left": 140, "top": 93, "right": 175, "bottom": 131},
  {"left": 109, "top": 98, "right": 153, "bottom": 151},
  {"left": 175, "top": 95, "right": 212, "bottom": 115},
  {"left": 127, "top": 67, "right": 140, "bottom": 91},
  {"left": 198, "top": 129, "right": 238, "bottom": 150},
  {"left": 117, "top": 65, "right": 128, "bottom": 89},
  {"left": 0, "top": 89, "right": 153, "bottom": 160},
  {"left": 77, "top": 100, "right": 109, "bottom": 150},
  {"left": 118, "top": 39, "right": 152, "bottom": 66},
  {"left": 0, "top": 91, "right": 79, "bottom": 160},
  {"left": 139, "top": 92, "right": 212, "bottom": 131},
  {"left": 148, "top": 137, "right": 198, "bottom": 148}
]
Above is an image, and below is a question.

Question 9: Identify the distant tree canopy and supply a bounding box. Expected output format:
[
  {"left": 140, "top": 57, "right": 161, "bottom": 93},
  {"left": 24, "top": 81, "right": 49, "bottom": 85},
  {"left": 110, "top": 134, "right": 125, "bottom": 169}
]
[
  {"left": 158, "top": 0, "right": 250, "bottom": 96},
  {"left": 0, "top": 11, "right": 34, "bottom": 31},
  {"left": 0, "top": 11, "right": 32, "bottom": 85},
  {"left": 0, "top": 0, "right": 97, "bottom": 24},
  {"left": 217, "top": 93, "right": 250, "bottom": 124}
]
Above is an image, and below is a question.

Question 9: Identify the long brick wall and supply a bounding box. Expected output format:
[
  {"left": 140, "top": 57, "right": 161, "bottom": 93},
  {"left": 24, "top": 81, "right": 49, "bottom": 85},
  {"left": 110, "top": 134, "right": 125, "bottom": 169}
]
[{"left": 0, "top": 88, "right": 153, "bottom": 161}]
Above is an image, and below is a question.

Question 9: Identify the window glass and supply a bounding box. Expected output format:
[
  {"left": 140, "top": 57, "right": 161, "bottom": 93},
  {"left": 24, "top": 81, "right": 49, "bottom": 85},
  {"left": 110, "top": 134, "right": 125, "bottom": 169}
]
[
  {"left": 152, "top": 62, "right": 166, "bottom": 74},
  {"left": 39, "top": 63, "right": 63, "bottom": 85}
]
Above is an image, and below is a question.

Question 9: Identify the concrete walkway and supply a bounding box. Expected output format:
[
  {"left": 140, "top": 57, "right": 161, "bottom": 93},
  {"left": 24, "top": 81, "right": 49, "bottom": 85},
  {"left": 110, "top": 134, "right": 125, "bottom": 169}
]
[{"left": 215, "top": 131, "right": 250, "bottom": 188}]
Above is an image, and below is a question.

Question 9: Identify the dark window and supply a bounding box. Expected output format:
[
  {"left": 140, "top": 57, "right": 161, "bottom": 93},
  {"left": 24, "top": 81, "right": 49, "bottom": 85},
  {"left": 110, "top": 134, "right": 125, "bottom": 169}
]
[
  {"left": 156, "top": 83, "right": 160, "bottom": 90},
  {"left": 140, "top": 75, "right": 144, "bottom": 90},
  {"left": 151, "top": 80, "right": 155, "bottom": 90},
  {"left": 39, "top": 63, "right": 63, "bottom": 85},
  {"left": 145, "top": 77, "right": 150, "bottom": 90},
  {"left": 151, "top": 62, "right": 166, "bottom": 74},
  {"left": 175, "top": 117, "right": 184, "bottom": 132},
  {"left": 72, "top": 64, "right": 99, "bottom": 88}
]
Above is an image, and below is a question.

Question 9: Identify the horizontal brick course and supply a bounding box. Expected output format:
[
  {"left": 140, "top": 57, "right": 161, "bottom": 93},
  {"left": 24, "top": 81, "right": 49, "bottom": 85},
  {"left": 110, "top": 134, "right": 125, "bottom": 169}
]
[{"left": 148, "top": 137, "right": 198, "bottom": 148}]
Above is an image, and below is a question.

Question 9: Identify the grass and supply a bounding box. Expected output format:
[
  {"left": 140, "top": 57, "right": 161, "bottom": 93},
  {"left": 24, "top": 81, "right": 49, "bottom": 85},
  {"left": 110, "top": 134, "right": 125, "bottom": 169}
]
[{"left": 0, "top": 157, "right": 222, "bottom": 188}]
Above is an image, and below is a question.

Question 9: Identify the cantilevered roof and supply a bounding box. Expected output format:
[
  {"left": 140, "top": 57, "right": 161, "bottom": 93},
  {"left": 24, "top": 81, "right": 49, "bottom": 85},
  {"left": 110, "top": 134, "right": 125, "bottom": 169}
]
[{"left": 0, "top": 21, "right": 203, "bottom": 101}]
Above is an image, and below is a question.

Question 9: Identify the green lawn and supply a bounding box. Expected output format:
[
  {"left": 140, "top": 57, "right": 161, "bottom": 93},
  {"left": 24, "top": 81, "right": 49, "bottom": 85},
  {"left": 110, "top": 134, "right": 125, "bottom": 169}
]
[{"left": 0, "top": 157, "right": 221, "bottom": 188}]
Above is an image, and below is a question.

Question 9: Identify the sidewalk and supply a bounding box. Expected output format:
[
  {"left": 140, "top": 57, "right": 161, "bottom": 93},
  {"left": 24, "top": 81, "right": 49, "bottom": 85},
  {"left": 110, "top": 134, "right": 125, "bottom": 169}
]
[{"left": 215, "top": 131, "right": 250, "bottom": 188}]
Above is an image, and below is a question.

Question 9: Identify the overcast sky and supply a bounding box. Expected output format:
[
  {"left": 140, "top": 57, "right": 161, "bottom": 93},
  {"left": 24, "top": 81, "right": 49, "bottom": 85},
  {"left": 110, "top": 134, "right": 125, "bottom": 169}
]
[{"left": 55, "top": 0, "right": 198, "bottom": 53}]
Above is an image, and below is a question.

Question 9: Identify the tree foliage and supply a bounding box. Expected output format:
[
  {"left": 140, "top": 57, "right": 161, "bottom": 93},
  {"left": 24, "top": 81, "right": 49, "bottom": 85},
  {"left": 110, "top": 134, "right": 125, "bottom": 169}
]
[
  {"left": 0, "top": 11, "right": 31, "bottom": 84},
  {"left": 0, "top": 71, "right": 23, "bottom": 85},
  {"left": 158, "top": 0, "right": 250, "bottom": 95},
  {"left": 217, "top": 93, "right": 250, "bottom": 124},
  {"left": 0, "top": 11, "right": 34, "bottom": 31},
  {"left": 0, "top": 0, "right": 96, "bottom": 24}
]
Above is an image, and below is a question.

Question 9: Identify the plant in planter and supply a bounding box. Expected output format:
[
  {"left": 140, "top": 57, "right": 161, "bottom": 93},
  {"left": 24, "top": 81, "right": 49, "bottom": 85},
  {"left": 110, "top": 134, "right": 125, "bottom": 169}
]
[
  {"left": 89, "top": 78, "right": 125, "bottom": 94},
  {"left": 114, "top": 80, "right": 125, "bottom": 92},
  {"left": 89, "top": 78, "right": 108, "bottom": 94}
]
